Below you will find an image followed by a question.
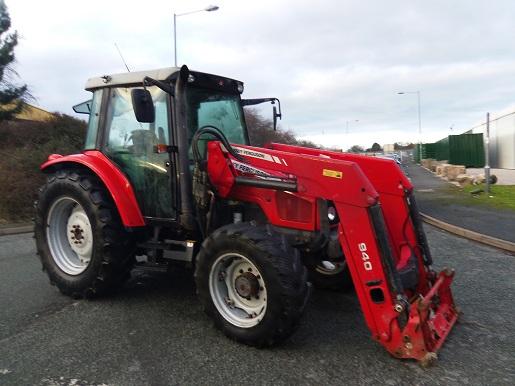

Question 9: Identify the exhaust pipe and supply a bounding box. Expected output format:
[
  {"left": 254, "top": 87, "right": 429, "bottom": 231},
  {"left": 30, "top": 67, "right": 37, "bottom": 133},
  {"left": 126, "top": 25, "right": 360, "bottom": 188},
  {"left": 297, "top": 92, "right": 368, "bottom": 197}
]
[{"left": 174, "top": 65, "right": 196, "bottom": 231}]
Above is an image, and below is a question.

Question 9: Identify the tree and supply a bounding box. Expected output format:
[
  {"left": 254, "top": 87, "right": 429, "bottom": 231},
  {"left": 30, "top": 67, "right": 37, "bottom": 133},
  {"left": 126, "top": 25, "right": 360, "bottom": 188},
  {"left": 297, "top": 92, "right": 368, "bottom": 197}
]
[
  {"left": 0, "top": 0, "right": 28, "bottom": 122},
  {"left": 370, "top": 142, "right": 382, "bottom": 152},
  {"left": 244, "top": 108, "right": 318, "bottom": 149},
  {"left": 347, "top": 145, "right": 364, "bottom": 153}
]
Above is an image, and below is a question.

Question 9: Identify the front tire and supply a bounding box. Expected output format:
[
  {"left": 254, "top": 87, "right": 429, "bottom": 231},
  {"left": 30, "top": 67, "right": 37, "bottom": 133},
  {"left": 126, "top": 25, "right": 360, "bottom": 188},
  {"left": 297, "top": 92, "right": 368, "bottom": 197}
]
[
  {"left": 195, "top": 222, "right": 310, "bottom": 347},
  {"left": 35, "top": 169, "right": 135, "bottom": 298}
]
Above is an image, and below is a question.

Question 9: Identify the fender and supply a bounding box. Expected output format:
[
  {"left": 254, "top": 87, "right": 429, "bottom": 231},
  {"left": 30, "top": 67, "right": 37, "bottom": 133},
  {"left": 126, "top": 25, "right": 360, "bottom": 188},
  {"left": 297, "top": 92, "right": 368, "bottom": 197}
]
[{"left": 41, "top": 150, "right": 146, "bottom": 227}]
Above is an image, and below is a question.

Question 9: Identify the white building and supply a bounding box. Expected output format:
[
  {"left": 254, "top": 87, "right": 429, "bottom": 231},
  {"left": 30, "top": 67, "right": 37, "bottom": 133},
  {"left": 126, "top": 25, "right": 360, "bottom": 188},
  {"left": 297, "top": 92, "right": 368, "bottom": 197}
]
[
  {"left": 468, "top": 110, "right": 515, "bottom": 169},
  {"left": 383, "top": 143, "right": 395, "bottom": 153}
]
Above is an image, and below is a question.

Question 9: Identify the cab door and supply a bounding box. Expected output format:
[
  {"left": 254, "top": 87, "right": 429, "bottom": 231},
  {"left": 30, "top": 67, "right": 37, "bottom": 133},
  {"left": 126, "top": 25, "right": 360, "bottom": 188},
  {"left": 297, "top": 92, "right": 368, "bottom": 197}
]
[{"left": 103, "top": 86, "right": 176, "bottom": 220}]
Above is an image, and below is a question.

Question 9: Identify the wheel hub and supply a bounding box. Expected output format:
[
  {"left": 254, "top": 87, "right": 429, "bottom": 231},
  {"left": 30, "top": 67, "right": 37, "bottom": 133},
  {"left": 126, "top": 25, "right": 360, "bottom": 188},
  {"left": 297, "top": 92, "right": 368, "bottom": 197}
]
[
  {"left": 66, "top": 207, "right": 93, "bottom": 262},
  {"left": 235, "top": 272, "right": 259, "bottom": 298},
  {"left": 209, "top": 253, "right": 268, "bottom": 328},
  {"left": 70, "top": 225, "right": 84, "bottom": 243},
  {"left": 316, "top": 260, "right": 346, "bottom": 275},
  {"left": 46, "top": 197, "right": 93, "bottom": 275}
]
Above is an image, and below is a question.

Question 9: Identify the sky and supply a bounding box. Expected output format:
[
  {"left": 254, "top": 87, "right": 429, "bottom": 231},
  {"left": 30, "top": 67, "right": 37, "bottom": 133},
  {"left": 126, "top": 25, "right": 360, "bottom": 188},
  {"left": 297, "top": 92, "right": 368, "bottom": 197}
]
[{"left": 8, "top": 0, "right": 515, "bottom": 150}]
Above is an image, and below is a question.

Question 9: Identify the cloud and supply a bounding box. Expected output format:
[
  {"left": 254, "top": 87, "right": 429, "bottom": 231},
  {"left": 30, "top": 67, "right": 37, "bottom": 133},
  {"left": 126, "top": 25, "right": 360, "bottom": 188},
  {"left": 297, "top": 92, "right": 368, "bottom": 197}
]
[{"left": 8, "top": 0, "right": 515, "bottom": 147}]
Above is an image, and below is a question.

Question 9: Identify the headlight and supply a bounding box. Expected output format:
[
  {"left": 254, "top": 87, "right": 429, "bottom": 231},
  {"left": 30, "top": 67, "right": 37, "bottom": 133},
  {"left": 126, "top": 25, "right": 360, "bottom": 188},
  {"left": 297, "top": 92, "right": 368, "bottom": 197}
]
[{"left": 237, "top": 83, "right": 244, "bottom": 93}]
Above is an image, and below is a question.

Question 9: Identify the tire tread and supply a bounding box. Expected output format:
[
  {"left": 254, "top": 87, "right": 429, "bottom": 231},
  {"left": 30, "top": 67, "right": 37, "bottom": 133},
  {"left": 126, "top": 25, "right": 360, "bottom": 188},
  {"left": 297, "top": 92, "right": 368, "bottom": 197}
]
[
  {"left": 195, "top": 221, "right": 310, "bottom": 347},
  {"left": 34, "top": 169, "right": 134, "bottom": 299}
]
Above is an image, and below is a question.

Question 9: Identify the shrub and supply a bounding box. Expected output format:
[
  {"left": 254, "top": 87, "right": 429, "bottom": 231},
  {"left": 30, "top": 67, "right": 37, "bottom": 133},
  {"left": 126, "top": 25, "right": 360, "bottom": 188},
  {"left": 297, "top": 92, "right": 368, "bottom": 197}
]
[{"left": 0, "top": 114, "right": 86, "bottom": 223}]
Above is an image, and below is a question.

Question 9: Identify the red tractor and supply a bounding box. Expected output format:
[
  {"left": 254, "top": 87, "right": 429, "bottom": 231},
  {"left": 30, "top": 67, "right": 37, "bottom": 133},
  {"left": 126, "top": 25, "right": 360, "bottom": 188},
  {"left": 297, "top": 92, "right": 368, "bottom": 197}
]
[{"left": 35, "top": 66, "right": 458, "bottom": 365}]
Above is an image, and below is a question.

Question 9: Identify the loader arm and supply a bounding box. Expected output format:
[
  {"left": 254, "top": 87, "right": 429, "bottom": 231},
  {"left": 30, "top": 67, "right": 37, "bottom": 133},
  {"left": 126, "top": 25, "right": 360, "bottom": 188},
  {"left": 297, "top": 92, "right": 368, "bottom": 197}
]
[{"left": 206, "top": 141, "right": 459, "bottom": 364}]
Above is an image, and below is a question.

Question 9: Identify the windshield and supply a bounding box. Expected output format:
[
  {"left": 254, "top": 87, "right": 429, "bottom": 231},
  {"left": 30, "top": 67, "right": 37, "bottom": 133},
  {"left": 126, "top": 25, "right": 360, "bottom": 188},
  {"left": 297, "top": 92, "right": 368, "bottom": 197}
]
[{"left": 186, "top": 87, "right": 248, "bottom": 151}]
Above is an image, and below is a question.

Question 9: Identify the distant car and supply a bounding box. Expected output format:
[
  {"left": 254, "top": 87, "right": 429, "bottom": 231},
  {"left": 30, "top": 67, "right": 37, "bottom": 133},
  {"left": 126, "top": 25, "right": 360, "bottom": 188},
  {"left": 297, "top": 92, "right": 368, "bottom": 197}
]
[{"left": 377, "top": 154, "right": 402, "bottom": 165}]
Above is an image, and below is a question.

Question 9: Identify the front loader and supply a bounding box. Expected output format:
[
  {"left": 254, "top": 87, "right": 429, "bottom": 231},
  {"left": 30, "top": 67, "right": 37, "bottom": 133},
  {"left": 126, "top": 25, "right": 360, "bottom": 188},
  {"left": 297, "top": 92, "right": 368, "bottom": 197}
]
[{"left": 35, "top": 65, "right": 458, "bottom": 365}]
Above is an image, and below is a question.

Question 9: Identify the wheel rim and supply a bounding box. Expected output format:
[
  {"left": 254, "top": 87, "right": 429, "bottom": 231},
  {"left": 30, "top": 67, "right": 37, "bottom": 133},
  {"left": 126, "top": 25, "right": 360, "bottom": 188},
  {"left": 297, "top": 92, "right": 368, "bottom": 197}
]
[
  {"left": 46, "top": 197, "right": 93, "bottom": 275},
  {"left": 209, "top": 253, "right": 267, "bottom": 328},
  {"left": 315, "top": 260, "right": 347, "bottom": 276}
]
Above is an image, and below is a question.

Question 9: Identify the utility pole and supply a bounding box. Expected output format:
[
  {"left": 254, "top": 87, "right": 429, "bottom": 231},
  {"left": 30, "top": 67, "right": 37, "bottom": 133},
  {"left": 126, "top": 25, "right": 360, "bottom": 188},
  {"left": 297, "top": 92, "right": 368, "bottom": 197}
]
[
  {"left": 345, "top": 119, "right": 359, "bottom": 134},
  {"left": 485, "top": 112, "right": 490, "bottom": 194},
  {"left": 173, "top": 13, "right": 177, "bottom": 67}
]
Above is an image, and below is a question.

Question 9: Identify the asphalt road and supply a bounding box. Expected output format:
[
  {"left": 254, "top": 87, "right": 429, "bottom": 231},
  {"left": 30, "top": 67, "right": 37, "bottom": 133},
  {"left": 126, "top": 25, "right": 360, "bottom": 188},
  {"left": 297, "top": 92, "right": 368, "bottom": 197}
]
[
  {"left": 406, "top": 162, "right": 515, "bottom": 243},
  {"left": 1, "top": 228, "right": 514, "bottom": 386}
]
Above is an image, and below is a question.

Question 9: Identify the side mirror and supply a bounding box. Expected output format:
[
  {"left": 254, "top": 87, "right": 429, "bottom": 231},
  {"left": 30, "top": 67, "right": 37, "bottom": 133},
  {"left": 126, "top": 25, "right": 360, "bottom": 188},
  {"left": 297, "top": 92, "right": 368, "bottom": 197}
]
[
  {"left": 241, "top": 97, "right": 283, "bottom": 131},
  {"left": 273, "top": 105, "right": 282, "bottom": 131},
  {"left": 131, "top": 89, "right": 155, "bottom": 123}
]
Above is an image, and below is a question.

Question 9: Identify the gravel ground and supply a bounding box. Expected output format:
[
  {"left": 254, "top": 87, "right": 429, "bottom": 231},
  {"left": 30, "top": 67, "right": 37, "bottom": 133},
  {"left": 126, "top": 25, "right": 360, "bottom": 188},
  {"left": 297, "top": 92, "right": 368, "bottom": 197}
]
[{"left": 0, "top": 228, "right": 514, "bottom": 386}]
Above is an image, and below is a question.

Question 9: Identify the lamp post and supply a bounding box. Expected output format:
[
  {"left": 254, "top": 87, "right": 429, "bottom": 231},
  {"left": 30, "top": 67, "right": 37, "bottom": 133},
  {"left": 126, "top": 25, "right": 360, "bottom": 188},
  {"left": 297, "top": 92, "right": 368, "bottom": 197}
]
[
  {"left": 398, "top": 91, "right": 422, "bottom": 160},
  {"left": 345, "top": 119, "right": 359, "bottom": 134},
  {"left": 174, "top": 5, "right": 219, "bottom": 67},
  {"left": 485, "top": 112, "right": 491, "bottom": 194}
]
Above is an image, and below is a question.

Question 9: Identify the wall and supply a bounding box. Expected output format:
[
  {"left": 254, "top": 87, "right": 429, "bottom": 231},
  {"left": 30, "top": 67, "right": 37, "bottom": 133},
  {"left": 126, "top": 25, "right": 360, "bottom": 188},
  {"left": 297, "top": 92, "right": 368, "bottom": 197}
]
[
  {"left": 15, "top": 104, "right": 54, "bottom": 122},
  {"left": 471, "top": 111, "right": 515, "bottom": 169}
]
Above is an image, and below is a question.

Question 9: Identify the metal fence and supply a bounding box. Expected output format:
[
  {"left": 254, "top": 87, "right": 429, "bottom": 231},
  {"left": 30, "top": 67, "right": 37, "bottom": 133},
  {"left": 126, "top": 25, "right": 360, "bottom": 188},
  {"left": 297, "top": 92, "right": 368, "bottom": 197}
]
[
  {"left": 418, "top": 133, "right": 484, "bottom": 167},
  {"left": 448, "top": 134, "right": 484, "bottom": 167}
]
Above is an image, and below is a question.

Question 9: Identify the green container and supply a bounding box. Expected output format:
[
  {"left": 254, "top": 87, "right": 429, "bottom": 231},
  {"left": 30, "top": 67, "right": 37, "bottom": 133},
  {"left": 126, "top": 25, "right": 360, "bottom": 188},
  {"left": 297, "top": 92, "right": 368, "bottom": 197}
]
[
  {"left": 448, "top": 133, "right": 484, "bottom": 167},
  {"left": 434, "top": 137, "right": 449, "bottom": 161},
  {"left": 416, "top": 133, "right": 484, "bottom": 167},
  {"left": 414, "top": 143, "right": 421, "bottom": 163},
  {"left": 423, "top": 143, "right": 437, "bottom": 159},
  {"left": 415, "top": 143, "right": 430, "bottom": 162}
]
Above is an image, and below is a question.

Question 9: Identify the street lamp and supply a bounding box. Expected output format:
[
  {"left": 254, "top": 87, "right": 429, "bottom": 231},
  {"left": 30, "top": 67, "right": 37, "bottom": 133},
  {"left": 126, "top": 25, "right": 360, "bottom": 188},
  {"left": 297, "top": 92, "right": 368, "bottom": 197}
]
[
  {"left": 345, "top": 119, "right": 359, "bottom": 134},
  {"left": 397, "top": 91, "right": 421, "bottom": 137},
  {"left": 398, "top": 91, "right": 422, "bottom": 160},
  {"left": 173, "top": 5, "right": 219, "bottom": 66}
]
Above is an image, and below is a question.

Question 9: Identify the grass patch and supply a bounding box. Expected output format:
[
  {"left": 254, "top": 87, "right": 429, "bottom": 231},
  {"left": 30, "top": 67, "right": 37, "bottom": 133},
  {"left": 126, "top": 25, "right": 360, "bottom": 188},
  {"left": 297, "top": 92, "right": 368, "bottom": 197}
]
[
  {"left": 415, "top": 181, "right": 515, "bottom": 212},
  {"left": 461, "top": 184, "right": 515, "bottom": 211}
]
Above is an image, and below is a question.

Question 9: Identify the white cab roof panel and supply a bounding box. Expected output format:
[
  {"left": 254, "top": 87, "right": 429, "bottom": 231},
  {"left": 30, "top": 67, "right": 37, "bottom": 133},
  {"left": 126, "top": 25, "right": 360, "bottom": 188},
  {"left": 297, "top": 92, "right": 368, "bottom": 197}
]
[{"left": 85, "top": 67, "right": 180, "bottom": 90}]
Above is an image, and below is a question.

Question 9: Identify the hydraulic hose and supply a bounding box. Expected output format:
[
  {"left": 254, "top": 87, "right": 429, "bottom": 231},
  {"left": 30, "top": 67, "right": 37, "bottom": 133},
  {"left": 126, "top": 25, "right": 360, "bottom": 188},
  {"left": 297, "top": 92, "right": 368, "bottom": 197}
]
[{"left": 192, "top": 125, "right": 246, "bottom": 165}]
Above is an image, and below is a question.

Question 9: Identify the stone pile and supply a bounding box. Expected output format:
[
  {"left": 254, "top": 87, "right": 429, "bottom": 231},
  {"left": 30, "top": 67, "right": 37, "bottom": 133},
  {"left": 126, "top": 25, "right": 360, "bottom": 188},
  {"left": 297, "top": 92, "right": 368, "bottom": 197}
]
[{"left": 420, "top": 159, "right": 497, "bottom": 187}]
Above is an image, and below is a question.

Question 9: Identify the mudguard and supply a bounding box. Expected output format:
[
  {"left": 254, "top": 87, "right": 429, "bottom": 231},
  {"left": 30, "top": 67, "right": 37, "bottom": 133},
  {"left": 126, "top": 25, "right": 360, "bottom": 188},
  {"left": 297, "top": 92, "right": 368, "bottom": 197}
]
[{"left": 40, "top": 150, "right": 146, "bottom": 227}]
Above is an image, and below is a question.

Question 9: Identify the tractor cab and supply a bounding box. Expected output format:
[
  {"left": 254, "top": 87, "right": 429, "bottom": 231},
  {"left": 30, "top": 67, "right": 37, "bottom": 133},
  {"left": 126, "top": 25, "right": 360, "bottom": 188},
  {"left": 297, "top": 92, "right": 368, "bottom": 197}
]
[{"left": 73, "top": 67, "right": 276, "bottom": 222}]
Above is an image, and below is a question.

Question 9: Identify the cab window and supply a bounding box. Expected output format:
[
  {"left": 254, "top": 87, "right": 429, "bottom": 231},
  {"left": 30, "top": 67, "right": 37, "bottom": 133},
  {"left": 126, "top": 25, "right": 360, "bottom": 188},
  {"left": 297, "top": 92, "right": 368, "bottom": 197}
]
[
  {"left": 186, "top": 87, "right": 248, "bottom": 158},
  {"left": 103, "top": 86, "right": 174, "bottom": 219},
  {"left": 72, "top": 89, "right": 103, "bottom": 150}
]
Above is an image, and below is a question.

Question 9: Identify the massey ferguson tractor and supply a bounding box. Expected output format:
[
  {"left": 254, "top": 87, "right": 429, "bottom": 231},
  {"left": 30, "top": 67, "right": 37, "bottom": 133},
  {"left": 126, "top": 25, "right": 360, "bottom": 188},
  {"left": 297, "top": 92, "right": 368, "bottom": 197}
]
[{"left": 35, "top": 65, "right": 458, "bottom": 366}]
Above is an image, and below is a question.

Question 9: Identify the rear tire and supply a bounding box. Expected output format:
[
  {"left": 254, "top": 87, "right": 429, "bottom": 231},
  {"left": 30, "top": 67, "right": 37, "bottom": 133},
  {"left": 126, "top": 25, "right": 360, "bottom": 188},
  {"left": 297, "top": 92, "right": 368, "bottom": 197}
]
[
  {"left": 195, "top": 222, "right": 310, "bottom": 347},
  {"left": 305, "top": 257, "right": 353, "bottom": 291},
  {"left": 303, "top": 234, "right": 354, "bottom": 291},
  {"left": 34, "top": 169, "right": 135, "bottom": 298}
]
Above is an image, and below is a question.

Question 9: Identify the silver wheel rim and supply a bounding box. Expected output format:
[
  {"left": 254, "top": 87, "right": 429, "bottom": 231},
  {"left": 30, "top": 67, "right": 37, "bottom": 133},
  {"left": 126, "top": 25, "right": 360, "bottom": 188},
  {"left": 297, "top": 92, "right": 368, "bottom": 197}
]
[
  {"left": 209, "top": 253, "right": 267, "bottom": 328},
  {"left": 315, "top": 260, "right": 347, "bottom": 276},
  {"left": 46, "top": 197, "right": 93, "bottom": 275}
]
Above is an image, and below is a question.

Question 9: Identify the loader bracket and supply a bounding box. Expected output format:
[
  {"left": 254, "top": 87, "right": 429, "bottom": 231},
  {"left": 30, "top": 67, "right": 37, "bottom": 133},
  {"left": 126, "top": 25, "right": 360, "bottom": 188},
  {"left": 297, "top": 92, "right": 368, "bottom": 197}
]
[
  {"left": 386, "top": 269, "right": 459, "bottom": 364},
  {"left": 397, "top": 253, "right": 419, "bottom": 290}
]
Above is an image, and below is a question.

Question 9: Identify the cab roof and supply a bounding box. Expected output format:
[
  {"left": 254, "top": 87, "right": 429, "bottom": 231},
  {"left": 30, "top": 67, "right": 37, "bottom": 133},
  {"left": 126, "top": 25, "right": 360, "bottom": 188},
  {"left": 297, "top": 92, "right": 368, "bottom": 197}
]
[{"left": 85, "top": 67, "right": 180, "bottom": 91}]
